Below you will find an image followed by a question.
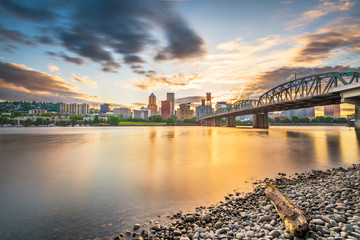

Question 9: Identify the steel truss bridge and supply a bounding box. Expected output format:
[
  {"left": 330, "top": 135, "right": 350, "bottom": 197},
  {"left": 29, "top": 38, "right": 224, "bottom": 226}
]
[{"left": 199, "top": 72, "right": 360, "bottom": 128}]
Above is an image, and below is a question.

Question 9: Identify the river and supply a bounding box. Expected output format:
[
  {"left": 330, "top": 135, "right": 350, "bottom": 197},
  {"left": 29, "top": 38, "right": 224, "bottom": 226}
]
[{"left": 0, "top": 126, "right": 359, "bottom": 239}]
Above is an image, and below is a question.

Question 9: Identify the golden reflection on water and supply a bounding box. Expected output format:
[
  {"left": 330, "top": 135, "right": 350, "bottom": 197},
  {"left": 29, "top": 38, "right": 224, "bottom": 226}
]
[{"left": 0, "top": 126, "right": 359, "bottom": 238}]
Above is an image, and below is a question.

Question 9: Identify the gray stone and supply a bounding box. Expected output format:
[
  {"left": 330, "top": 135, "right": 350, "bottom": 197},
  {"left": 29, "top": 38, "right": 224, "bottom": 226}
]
[
  {"left": 269, "top": 230, "right": 281, "bottom": 238},
  {"left": 258, "top": 215, "right": 272, "bottom": 222},
  {"left": 214, "top": 221, "right": 223, "bottom": 229},
  {"left": 311, "top": 219, "right": 325, "bottom": 225},
  {"left": 235, "top": 233, "right": 244, "bottom": 239}
]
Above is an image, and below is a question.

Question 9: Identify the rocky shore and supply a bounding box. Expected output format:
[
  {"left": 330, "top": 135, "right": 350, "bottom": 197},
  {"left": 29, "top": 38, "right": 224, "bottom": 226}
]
[{"left": 114, "top": 164, "right": 360, "bottom": 240}]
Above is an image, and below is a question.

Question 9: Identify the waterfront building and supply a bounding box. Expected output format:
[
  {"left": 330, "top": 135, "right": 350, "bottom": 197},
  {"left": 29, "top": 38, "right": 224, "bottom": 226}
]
[
  {"left": 29, "top": 109, "right": 47, "bottom": 115},
  {"left": 132, "top": 108, "right": 151, "bottom": 119},
  {"left": 196, "top": 99, "right": 213, "bottom": 119},
  {"left": 167, "top": 92, "right": 175, "bottom": 116},
  {"left": 178, "top": 103, "right": 194, "bottom": 120},
  {"left": 298, "top": 107, "right": 315, "bottom": 119},
  {"left": 59, "top": 103, "right": 89, "bottom": 115},
  {"left": 161, "top": 101, "right": 171, "bottom": 119},
  {"left": 147, "top": 93, "right": 157, "bottom": 116},
  {"left": 100, "top": 103, "right": 113, "bottom": 113},
  {"left": 281, "top": 109, "right": 300, "bottom": 119},
  {"left": 114, "top": 107, "right": 131, "bottom": 118},
  {"left": 324, "top": 104, "right": 341, "bottom": 117}
]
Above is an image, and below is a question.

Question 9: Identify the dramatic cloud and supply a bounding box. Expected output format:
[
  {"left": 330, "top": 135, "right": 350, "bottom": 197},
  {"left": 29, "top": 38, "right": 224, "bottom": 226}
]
[
  {"left": 71, "top": 74, "right": 98, "bottom": 89},
  {"left": 0, "top": 61, "right": 99, "bottom": 102},
  {"left": 132, "top": 102, "right": 147, "bottom": 108},
  {"left": 46, "top": 51, "right": 84, "bottom": 65},
  {"left": 0, "top": 24, "right": 33, "bottom": 46},
  {"left": 123, "top": 55, "right": 145, "bottom": 64},
  {"left": 286, "top": 0, "right": 355, "bottom": 30},
  {"left": 48, "top": 64, "right": 60, "bottom": 73},
  {"left": 154, "top": 14, "right": 206, "bottom": 61},
  {"left": 0, "top": 0, "right": 57, "bottom": 22},
  {"left": 124, "top": 73, "right": 201, "bottom": 91},
  {"left": 175, "top": 96, "right": 204, "bottom": 104},
  {"left": 293, "top": 23, "right": 360, "bottom": 64},
  {"left": 232, "top": 65, "right": 360, "bottom": 98},
  {"left": 3, "top": 44, "right": 17, "bottom": 53},
  {"left": 1, "top": 1, "right": 205, "bottom": 72}
]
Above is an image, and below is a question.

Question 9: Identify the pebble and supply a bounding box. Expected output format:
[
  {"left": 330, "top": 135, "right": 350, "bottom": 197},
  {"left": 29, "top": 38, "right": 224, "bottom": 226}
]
[{"left": 112, "top": 164, "right": 360, "bottom": 240}]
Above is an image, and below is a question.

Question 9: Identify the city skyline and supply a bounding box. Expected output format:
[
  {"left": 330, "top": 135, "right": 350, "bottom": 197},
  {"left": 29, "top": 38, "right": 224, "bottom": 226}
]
[{"left": 0, "top": 0, "right": 359, "bottom": 116}]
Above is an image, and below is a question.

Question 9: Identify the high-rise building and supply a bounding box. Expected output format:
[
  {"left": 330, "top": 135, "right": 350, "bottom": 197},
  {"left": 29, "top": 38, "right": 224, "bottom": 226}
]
[
  {"left": 59, "top": 103, "right": 89, "bottom": 115},
  {"left": 100, "top": 103, "right": 113, "bottom": 113},
  {"left": 178, "top": 103, "right": 194, "bottom": 120},
  {"left": 298, "top": 107, "right": 315, "bottom": 119},
  {"left": 161, "top": 101, "right": 171, "bottom": 119},
  {"left": 148, "top": 93, "right": 157, "bottom": 116},
  {"left": 167, "top": 92, "right": 175, "bottom": 116},
  {"left": 132, "top": 109, "right": 151, "bottom": 119},
  {"left": 114, "top": 107, "right": 131, "bottom": 118},
  {"left": 196, "top": 105, "right": 213, "bottom": 119},
  {"left": 324, "top": 104, "right": 341, "bottom": 117}
]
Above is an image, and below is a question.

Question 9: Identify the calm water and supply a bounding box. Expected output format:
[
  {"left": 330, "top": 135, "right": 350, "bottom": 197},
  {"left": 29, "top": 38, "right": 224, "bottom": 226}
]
[{"left": 0, "top": 126, "right": 359, "bottom": 239}]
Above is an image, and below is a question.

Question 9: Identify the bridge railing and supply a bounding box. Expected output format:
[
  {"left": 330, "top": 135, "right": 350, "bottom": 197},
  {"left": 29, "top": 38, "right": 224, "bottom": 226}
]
[
  {"left": 257, "top": 72, "right": 359, "bottom": 107},
  {"left": 200, "top": 71, "right": 359, "bottom": 119}
]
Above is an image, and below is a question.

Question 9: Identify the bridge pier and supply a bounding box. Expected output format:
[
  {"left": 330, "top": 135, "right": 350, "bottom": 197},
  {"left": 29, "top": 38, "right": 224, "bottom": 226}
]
[
  {"left": 200, "top": 121, "right": 206, "bottom": 126},
  {"left": 356, "top": 105, "right": 360, "bottom": 130},
  {"left": 253, "top": 113, "right": 269, "bottom": 129},
  {"left": 213, "top": 118, "right": 221, "bottom": 127},
  {"left": 226, "top": 116, "right": 236, "bottom": 127}
]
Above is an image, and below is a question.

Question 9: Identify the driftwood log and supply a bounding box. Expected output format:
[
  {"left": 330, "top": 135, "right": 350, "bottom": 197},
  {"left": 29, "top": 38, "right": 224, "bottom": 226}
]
[{"left": 264, "top": 183, "right": 309, "bottom": 237}]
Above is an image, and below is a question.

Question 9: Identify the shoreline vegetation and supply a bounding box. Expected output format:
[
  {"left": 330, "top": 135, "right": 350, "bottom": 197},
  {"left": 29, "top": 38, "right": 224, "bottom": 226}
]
[
  {"left": 113, "top": 164, "right": 360, "bottom": 240},
  {"left": 0, "top": 114, "right": 352, "bottom": 128}
]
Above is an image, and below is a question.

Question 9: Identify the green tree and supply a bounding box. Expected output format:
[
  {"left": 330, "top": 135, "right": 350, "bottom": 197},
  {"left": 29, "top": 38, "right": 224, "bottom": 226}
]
[
  {"left": 166, "top": 116, "right": 176, "bottom": 126},
  {"left": 149, "top": 115, "right": 163, "bottom": 122},
  {"left": 291, "top": 116, "right": 299, "bottom": 123},
  {"left": 275, "top": 117, "right": 281, "bottom": 123},
  {"left": 24, "top": 118, "right": 32, "bottom": 126},
  {"left": 94, "top": 115, "right": 99, "bottom": 123},
  {"left": 108, "top": 115, "right": 120, "bottom": 125},
  {"left": 282, "top": 118, "right": 291, "bottom": 123},
  {"left": 13, "top": 111, "right": 23, "bottom": 117},
  {"left": 268, "top": 117, "right": 274, "bottom": 123},
  {"left": 36, "top": 118, "right": 43, "bottom": 125}
]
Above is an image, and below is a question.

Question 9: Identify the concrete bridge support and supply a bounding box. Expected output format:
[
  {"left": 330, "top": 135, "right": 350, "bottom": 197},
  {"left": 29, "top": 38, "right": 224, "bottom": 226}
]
[
  {"left": 206, "top": 120, "right": 212, "bottom": 126},
  {"left": 226, "top": 116, "right": 236, "bottom": 127},
  {"left": 356, "top": 105, "right": 360, "bottom": 130},
  {"left": 253, "top": 113, "right": 269, "bottom": 129},
  {"left": 200, "top": 121, "right": 206, "bottom": 126},
  {"left": 212, "top": 118, "right": 221, "bottom": 127}
]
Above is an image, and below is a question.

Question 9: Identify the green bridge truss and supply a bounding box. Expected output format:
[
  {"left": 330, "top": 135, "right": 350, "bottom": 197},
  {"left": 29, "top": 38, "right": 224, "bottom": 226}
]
[{"left": 202, "top": 72, "right": 359, "bottom": 119}]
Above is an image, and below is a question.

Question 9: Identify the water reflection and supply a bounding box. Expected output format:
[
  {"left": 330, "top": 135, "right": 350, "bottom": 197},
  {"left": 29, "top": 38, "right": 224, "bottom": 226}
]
[{"left": 0, "top": 126, "right": 359, "bottom": 239}]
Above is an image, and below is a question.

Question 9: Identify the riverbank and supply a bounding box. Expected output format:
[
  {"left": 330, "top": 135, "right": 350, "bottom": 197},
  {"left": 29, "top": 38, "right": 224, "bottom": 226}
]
[{"left": 114, "top": 164, "right": 360, "bottom": 240}]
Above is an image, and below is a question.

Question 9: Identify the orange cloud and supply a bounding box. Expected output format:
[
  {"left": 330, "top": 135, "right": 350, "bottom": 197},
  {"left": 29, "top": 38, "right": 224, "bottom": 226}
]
[
  {"left": 123, "top": 73, "right": 202, "bottom": 91},
  {"left": 0, "top": 61, "right": 100, "bottom": 103}
]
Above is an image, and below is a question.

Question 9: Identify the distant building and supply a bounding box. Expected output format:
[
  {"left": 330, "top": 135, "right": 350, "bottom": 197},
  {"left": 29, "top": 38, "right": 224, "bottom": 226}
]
[
  {"left": 29, "top": 109, "right": 47, "bottom": 115},
  {"left": 59, "top": 103, "right": 89, "bottom": 115},
  {"left": 161, "top": 100, "right": 171, "bottom": 119},
  {"left": 178, "top": 103, "right": 194, "bottom": 120},
  {"left": 114, "top": 107, "right": 131, "bottom": 118},
  {"left": 132, "top": 109, "right": 151, "bottom": 119},
  {"left": 281, "top": 109, "right": 299, "bottom": 119},
  {"left": 100, "top": 103, "right": 113, "bottom": 113},
  {"left": 167, "top": 92, "right": 175, "bottom": 116},
  {"left": 196, "top": 99, "right": 213, "bottom": 119},
  {"left": 148, "top": 93, "right": 157, "bottom": 116},
  {"left": 324, "top": 104, "right": 341, "bottom": 117},
  {"left": 298, "top": 107, "right": 315, "bottom": 119}
]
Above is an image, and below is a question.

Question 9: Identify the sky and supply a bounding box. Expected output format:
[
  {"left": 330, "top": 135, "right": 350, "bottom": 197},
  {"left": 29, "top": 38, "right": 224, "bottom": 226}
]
[{"left": 0, "top": 0, "right": 359, "bottom": 114}]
